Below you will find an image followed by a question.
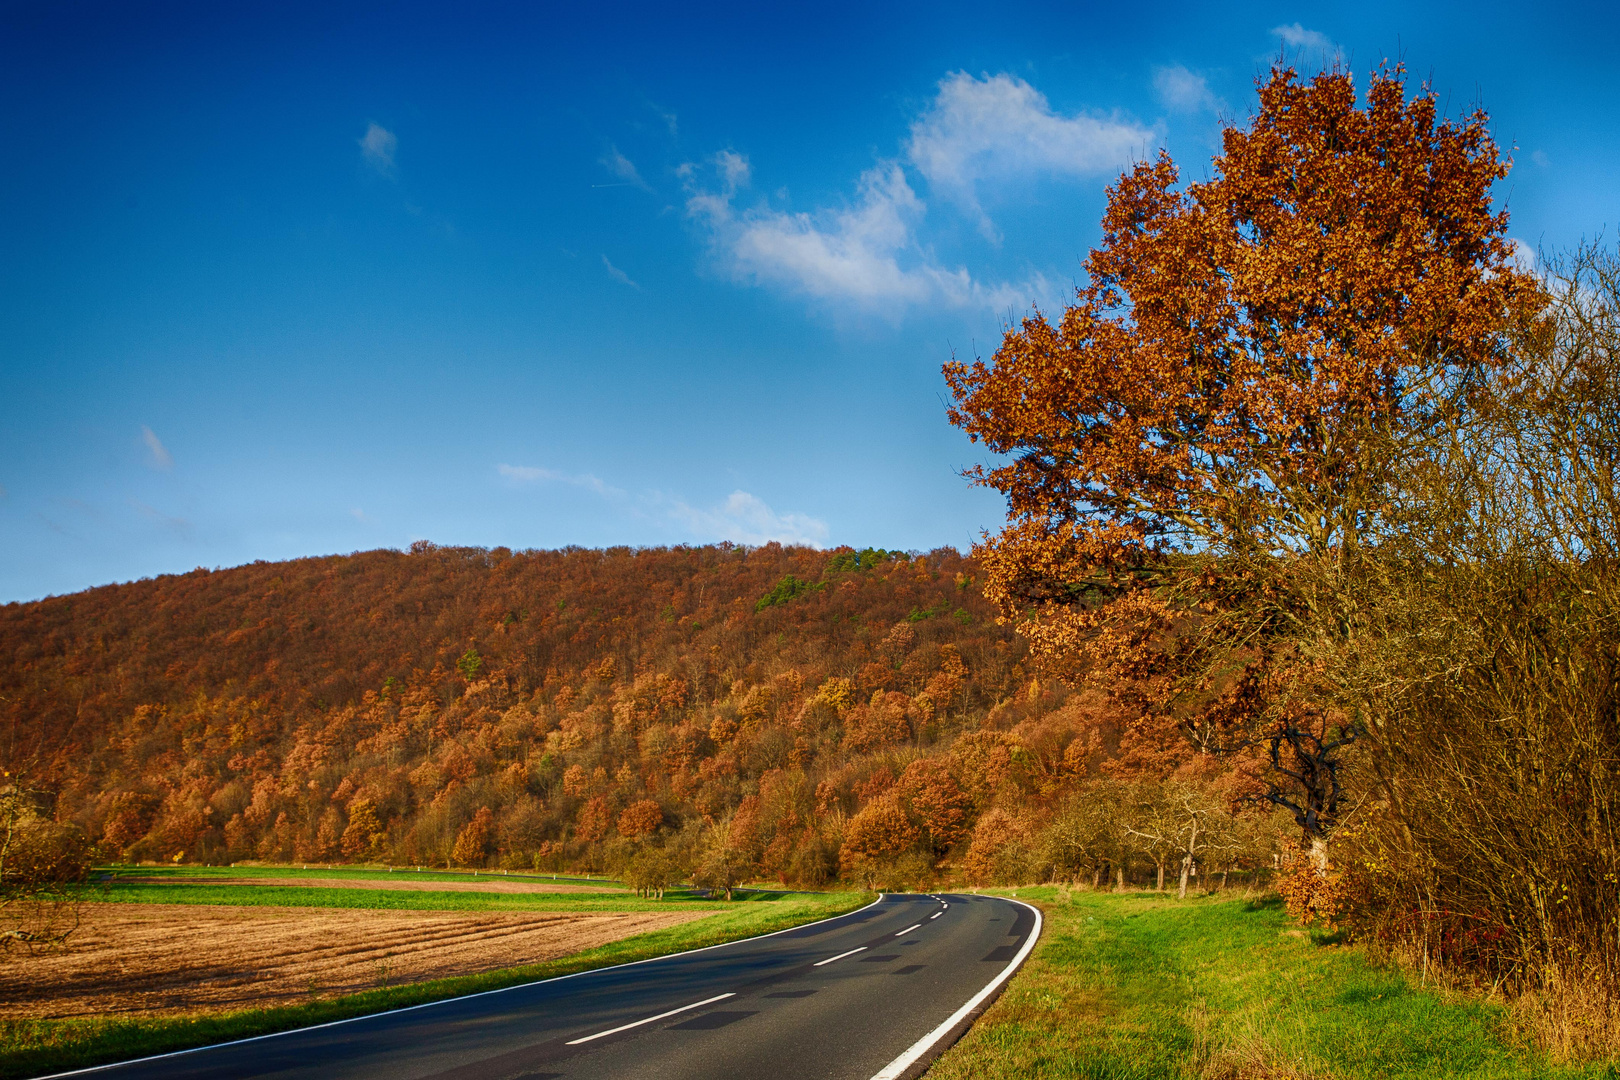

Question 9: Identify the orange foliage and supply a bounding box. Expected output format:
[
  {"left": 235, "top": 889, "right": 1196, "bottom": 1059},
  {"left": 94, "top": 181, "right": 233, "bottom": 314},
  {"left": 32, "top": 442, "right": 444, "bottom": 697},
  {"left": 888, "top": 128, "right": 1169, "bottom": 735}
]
[
  {"left": 617, "top": 799, "right": 664, "bottom": 839},
  {"left": 945, "top": 64, "right": 1539, "bottom": 851}
]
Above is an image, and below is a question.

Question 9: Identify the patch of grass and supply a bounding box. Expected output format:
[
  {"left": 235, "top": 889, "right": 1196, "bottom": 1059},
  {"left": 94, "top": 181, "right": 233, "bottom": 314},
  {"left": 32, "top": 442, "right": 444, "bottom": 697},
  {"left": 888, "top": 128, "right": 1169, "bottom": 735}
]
[
  {"left": 96, "top": 863, "right": 626, "bottom": 886},
  {"left": 0, "top": 890, "right": 872, "bottom": 1080},
  {"left": 929, "top": 888, "right": 1619, "bottom": 1080},
  {"left": 95, "top": 882, "right": 705, "bottom": 912},
  {"left": 84, "top": 865, "right": 802, "bottom": 912}
]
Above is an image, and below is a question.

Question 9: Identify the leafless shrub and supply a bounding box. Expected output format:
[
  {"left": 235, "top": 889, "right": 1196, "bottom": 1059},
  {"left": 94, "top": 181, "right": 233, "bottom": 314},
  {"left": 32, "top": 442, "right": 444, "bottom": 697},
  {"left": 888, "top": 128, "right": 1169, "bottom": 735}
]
[{"left": 0, "top": 784, "right": 93, "bottom": 956}]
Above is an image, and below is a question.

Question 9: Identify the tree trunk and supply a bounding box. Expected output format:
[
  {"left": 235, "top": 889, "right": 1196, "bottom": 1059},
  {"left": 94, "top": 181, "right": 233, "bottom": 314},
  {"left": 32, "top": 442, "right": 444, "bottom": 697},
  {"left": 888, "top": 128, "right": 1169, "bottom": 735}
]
[
  {"left": 1155, "top": 861, "right": 1165, "bottom": 891},
  {"left": 1309, "top": 837, "right": 1330, "bottom": 873},
  {"left": 1092, "top": 866, "right": 1102, "bottom": 889},
  {"left": 1220, "top": 867, "right": 1228, "bottom": 890},
  {"left": 1177, "top": 854, "right": 1191, "bottom": 900},
  {"left": 1114, "top": 865, "right": 1125, "bottom": 892}
]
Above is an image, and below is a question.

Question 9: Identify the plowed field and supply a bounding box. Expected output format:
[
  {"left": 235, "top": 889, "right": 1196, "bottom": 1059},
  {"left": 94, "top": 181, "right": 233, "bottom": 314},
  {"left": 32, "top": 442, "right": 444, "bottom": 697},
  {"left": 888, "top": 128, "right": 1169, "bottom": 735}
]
[{"left": 0, "top": 904, "right": 709, "bottom": 1019}]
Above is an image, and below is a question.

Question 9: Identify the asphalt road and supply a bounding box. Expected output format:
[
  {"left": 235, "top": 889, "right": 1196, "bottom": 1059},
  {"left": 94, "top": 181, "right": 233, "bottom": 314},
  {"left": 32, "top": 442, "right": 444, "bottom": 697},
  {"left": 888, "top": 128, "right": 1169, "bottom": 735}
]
[{"left": 53, "top": 892, "right": 1041, "bottom": 1080}]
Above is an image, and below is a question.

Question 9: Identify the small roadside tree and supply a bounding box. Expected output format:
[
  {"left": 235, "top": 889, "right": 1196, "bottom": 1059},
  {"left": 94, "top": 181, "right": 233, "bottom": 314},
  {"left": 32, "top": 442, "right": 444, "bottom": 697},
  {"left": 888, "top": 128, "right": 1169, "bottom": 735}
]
[{"left": 693, "top": 816, "right": 752, "bottom": 901}]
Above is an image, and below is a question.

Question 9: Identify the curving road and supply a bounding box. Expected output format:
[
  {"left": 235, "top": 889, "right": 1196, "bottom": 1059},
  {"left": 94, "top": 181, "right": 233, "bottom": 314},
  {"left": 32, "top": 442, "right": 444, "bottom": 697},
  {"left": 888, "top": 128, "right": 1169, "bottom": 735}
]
[{"left": 49, "top": 893, "right": 1040, "bottom": 1080}]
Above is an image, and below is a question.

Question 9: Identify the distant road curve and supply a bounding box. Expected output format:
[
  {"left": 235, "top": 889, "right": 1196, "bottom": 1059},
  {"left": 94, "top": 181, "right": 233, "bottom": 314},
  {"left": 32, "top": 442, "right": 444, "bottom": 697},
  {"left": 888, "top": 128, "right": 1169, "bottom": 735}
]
[{"left": 46, "top": 892, "right": 1041, "bottom": 1080}]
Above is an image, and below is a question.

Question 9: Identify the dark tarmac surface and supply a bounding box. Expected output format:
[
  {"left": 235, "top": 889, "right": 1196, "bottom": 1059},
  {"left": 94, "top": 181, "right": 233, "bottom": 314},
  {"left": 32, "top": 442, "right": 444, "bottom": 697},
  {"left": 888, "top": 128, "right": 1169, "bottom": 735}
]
[{"left": 55, "top": 892, "right": 1039, "bottom": 1080}]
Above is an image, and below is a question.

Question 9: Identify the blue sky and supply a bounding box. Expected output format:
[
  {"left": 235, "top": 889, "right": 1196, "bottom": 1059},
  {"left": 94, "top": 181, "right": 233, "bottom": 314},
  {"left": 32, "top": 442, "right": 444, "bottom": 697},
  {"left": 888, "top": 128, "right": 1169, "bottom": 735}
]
[{"left": 2, "top": 0, "right": 1615, "bottom": 602}]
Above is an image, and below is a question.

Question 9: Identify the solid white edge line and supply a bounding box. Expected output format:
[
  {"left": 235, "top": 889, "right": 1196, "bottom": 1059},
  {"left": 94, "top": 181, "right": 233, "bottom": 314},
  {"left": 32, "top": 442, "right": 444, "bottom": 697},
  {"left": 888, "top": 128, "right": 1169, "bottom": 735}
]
[
  {"left": 866, "top": 896, "right": 1043, "bottom": 1080},
  {"left": 813, "top": 946, "right": 868, "bottom": 966},
  {"left": 34, "top": 892, "right": 890, "bottom": 1079},
  {"left": 564, "top": 992, "right": 734, "bottom": 1044},
  {"left": 894, "top": 924, "right": 921, "bottom": 936}
]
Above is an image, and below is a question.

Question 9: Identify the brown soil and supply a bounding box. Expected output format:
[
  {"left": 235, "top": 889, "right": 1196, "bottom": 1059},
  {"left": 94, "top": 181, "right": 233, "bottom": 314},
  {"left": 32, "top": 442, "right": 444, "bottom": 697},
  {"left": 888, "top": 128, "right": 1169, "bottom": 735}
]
[
  {"left": 119, "top": 876, "right": 621, "bottom": 895},
  {"left": 0, "top": 904, "right": 709, "bottom": 1019}
]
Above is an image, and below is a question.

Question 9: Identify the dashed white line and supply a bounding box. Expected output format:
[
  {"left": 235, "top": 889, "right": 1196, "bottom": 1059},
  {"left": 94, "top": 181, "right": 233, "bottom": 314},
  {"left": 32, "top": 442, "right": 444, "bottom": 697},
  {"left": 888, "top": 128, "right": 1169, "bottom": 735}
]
[
  {"left": 868, "top": 898, "right": 1045, "bottom": 1080},
  {"left": 894, "top": 924, "right": 921, "bottom": 936},
  {"left": 814, "top": 946, "right": 868, "bottom": 967},
  {"left": 929, "top": 911, "right": 943, "bottom": 920},
  {"left": 565, "top": 993, "right": 735, "bottom": 1045}
]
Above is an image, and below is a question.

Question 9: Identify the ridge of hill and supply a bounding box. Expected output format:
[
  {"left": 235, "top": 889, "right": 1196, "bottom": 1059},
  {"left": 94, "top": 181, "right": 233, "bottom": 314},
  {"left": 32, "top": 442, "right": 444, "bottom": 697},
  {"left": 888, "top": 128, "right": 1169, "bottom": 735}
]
[{"left": 4, "top": 542, "right": 1121, "bottom": 883}]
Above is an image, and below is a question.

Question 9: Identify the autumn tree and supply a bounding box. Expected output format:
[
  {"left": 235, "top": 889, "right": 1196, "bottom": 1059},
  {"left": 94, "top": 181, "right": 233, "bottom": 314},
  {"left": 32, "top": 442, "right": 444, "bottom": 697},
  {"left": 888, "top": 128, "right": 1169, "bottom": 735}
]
[
  {"left": 946, "top": 63, "right": 1536, "bottom": 870},
  {"left": 839, "top": 792, "right": 923, "bottom": 887},
  {"left": 451, "top": 807, "right": 493, "bottom": 868},
  {"left": 693, "top": 816, "right": 752, "bottom": 901},
  {"left": 617, "top": 799, "right": 664, "bottom": 840},
  {"left": 896, "top": 758, "right": 971, "bottom": 855},
  {"left": 340, "top": 797, "right": 387, "bottom": 859}
]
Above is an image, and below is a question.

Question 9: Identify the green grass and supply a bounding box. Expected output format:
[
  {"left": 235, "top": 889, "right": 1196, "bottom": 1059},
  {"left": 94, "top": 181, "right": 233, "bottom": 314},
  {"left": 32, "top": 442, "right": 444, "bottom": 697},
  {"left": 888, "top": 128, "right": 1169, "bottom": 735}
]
[
  {"left": 0, "top": 889, "right": 873, "bottom": 1080},
  {"left": 99, "top": 864, "right": 622, "bottom": 885},
  {"left": 929, "top": 887, "right": 1620, "bottom": 1080},
  {"left": 84, "top": 864, "right": 792, "bottom": 912}
]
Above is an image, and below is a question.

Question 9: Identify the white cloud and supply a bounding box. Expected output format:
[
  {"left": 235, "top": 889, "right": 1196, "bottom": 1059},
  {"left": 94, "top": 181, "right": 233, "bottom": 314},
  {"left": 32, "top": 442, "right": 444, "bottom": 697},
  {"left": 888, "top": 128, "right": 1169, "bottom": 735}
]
[
  {"left": 350, "top": 507, "right": 369, "bottom": 522},
  {"left": 1271, "top": 23, "right": 1335, "bottom": 52},
  {"left": 140, "top": 426, "right": 173, "bottom": 470},
  {"left": 1508, "top": 237, "right": 1540, "bottom": 276},
  {"left": 498, "top": 463, "right": 622, "bottom": 498},
  {"left": 359, "top": 122, "right": 397, "bottom": 174},
  {"left": 670, "top": 490, "right": 829, "bottom": 548},
  {"left": 600, "top": 145, "right": 651, "bottom": 191},
  {"left": 684, "top": 152, "right": 1044, "bottom": 313},
  {"left": 1153, "top": 65, "right": 1221, "bottom": 114},
  {"left": 602, "top": 255, "right": 641, "bottom": 289},
  {"left": 682, "top": 69, "right": 1149, "bottom": 315},
  {"left": 1531, "top": 149, "right": 1551, "bottom": 168},
  {"left": 905, "top": 72, "right": 1154, "bottom": 242}
]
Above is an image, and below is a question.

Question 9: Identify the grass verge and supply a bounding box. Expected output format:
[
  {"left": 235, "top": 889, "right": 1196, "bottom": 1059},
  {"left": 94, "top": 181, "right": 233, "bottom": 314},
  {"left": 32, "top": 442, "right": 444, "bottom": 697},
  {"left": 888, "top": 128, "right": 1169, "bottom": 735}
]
[
  {"left": 0, "top": 890, "right": 872, "bottom": 1080},
  {"left": 83, "top": 865, "right": 795, "bottom": 912},
  {"left": 928, "top": 887, "right": 1620, "bottom": 1080}
]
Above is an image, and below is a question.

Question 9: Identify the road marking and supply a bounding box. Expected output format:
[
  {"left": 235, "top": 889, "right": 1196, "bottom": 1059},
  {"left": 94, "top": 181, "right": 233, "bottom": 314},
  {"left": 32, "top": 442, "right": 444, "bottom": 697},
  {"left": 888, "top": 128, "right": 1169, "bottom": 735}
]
[
  {"left": 894, "top": 924, "right": 921, "bottom": 936},
  {"left": 565, "top": 993, "right": 735, "bottom": 1045},
  {"left": 814, "top": 946, "right": 867, "bottom": 966},
  {"left": 930, "top": 911, "right": 943, "bottom": 919},
  {"left": 867, "top": 897, "right": 1044, "bottom": 1080}
]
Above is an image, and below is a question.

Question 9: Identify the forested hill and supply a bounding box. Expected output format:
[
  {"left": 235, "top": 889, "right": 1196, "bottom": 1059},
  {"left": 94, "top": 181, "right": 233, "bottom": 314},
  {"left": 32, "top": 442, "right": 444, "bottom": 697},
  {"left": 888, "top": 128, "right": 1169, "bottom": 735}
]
[{"left": 10, "top": 542, "right": 1179, "bottom": 884}]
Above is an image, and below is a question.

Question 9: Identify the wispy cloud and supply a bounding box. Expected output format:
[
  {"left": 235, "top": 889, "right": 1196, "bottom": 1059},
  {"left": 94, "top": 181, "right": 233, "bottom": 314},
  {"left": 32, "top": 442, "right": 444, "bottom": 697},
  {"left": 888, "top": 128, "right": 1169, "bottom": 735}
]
[
  {"left": 497, "top": 463, "right": 623, "bottom": 497},
  {"left": 359, "top": 122, "right": 397, "bottom": 174},
  {"left": 602, "top": 255, "right": 641, "bottom": 289},
  {"left": 130, "top": 499, "right": 191, "bottom": 536},
  {"left": 350, "top": 507, "right": 369, "bottom": 522},
  {"left": 670, "top": 490, "right": 829, "bottom": 548},
  {"left": 140, "top": 426, "right": 173, "bottom": 470},
  {"left": 683, "top": 151, "right": 1045, "bottom": 314},
  {"left": 905, "top": 72, "right": 1154, "bottom": 242},
  {"left": 600, "top": 145, "right": 652, "bottom": 191},
  {"left": 1271, "top": 23, "right": 1336, "bottom": 53},
  {"left": 1153, "top": 65, "right": 1222, "bottom": 114}
]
